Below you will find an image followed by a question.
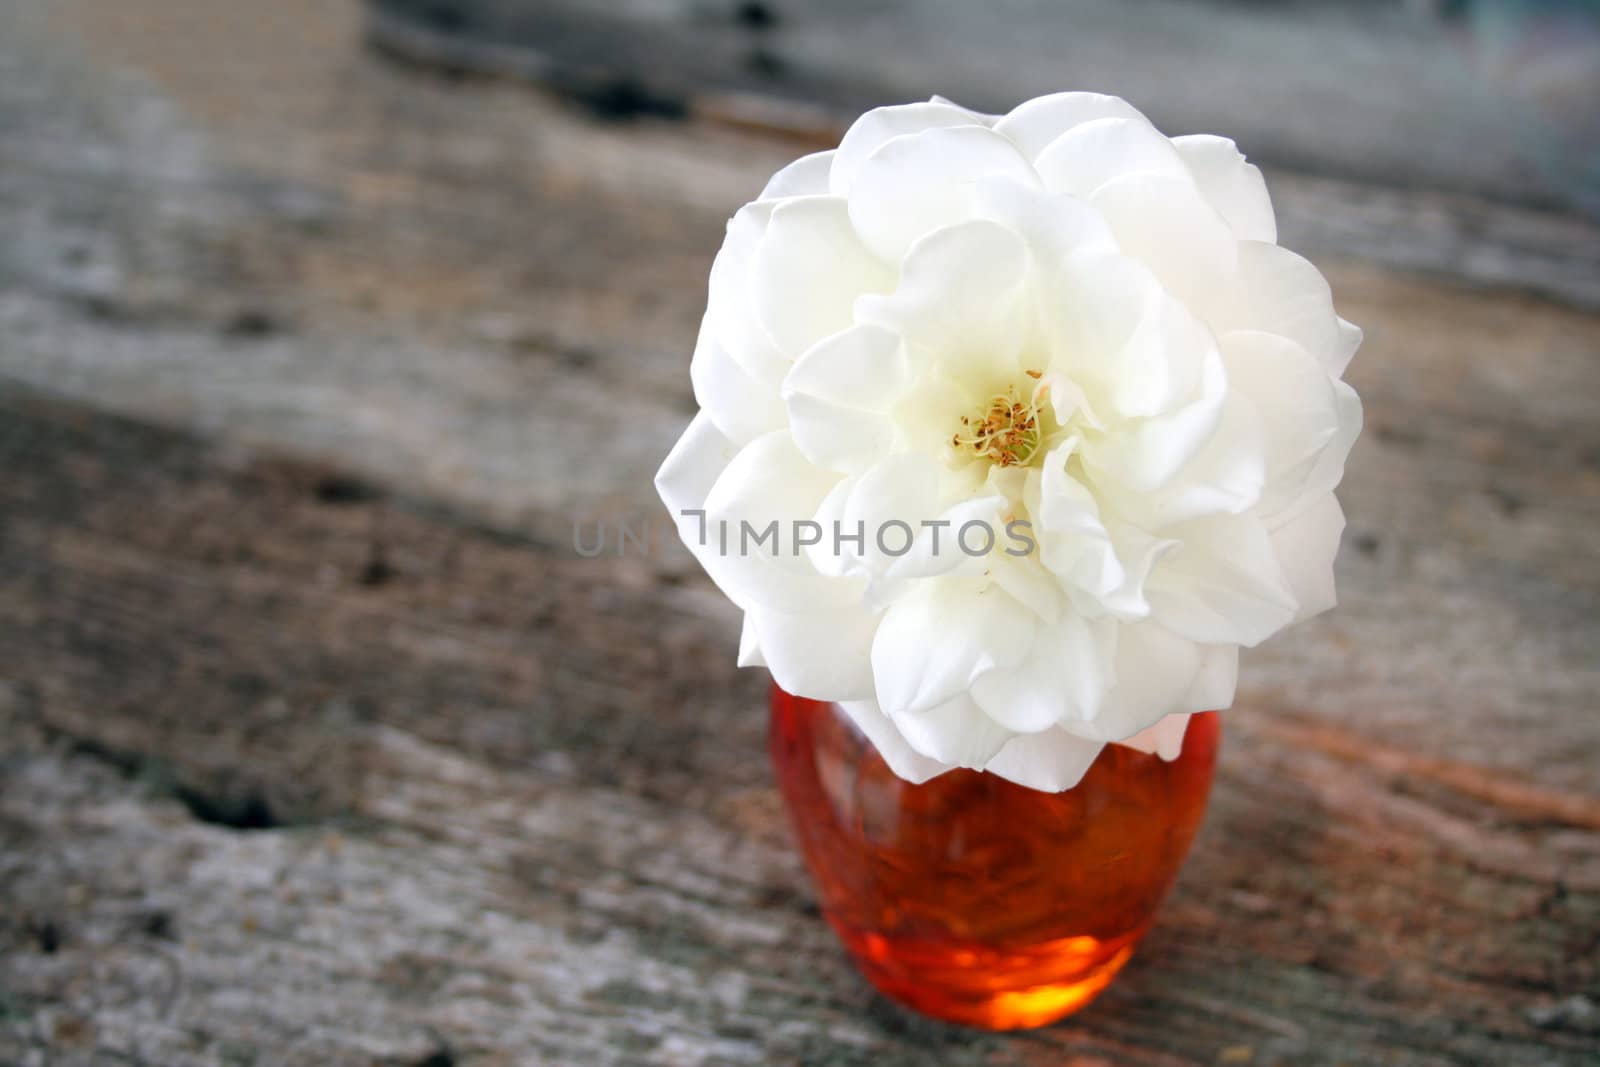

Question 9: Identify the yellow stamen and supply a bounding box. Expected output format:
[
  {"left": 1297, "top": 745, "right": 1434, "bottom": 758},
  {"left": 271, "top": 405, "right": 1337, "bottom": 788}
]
[{"left": 951, "top": 372, "right": 1048, "bottom": 468}]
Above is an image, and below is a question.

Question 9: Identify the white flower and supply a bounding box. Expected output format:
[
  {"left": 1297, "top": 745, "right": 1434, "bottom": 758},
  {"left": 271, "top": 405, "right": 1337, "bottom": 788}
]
[{"left": 656, "top": 93, "right": 1362, "bottom": 792}]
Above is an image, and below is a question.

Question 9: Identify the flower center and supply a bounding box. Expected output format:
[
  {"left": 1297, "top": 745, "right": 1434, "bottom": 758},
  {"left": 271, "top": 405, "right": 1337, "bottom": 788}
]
[{"left": 951, "top": 371, "right": 1048, "bottom": 468}]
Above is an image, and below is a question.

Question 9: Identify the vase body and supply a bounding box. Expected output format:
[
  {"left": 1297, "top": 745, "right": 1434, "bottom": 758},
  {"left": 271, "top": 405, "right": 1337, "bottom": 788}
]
[{"left": 769, "top": 684, "right": 1219, "bottom": 1030}]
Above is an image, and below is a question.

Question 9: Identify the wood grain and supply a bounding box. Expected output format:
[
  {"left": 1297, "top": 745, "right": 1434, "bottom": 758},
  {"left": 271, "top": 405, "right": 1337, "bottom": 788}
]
[
  {"left": 365, "top": 0, "right": 1600, "bottom": 219},
  {"left": 1, "top": 1, "right": 1597, "bottom": 1064}
]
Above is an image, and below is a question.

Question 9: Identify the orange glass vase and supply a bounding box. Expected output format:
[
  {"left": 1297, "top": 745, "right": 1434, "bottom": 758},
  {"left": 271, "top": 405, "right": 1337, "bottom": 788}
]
[{"left": 769, "top": 684, "right": 1220, "bottom": 1030}]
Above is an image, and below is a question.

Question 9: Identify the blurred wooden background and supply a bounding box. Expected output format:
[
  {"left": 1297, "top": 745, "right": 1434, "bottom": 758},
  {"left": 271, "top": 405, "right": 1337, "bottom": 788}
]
[{"left": 1, "top": 1, "right": 1597, "bottom": 1064}]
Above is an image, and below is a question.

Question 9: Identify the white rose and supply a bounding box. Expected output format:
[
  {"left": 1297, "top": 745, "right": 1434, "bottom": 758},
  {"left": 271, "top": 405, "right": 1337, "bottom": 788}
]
[{"left": 656, "top": 93, "right": 1362, "bottom": 791}]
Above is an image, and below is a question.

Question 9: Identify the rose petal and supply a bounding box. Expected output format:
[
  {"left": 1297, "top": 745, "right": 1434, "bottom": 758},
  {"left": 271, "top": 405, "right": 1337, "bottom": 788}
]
[
  {"left": 1066, "top": 620, "right": 1203, "bottom": 740},
  {"left": 970, "top": 613, "right": 1113, "bottom": 731},
  {"left": 737, "top": 613, "right": 766, "bottom": 668},
  {"left": 871, "top": 577, "right": 1035, "bottom": 715},
  {"left": 1091, "top": 173, "right": 1239, "bottom": 314},
  {"left": 847, "top": 126, "right": 1041, "bottom": 263},
  {"left": 748, "top": 601, "right": 879, "bottom": 702},
  {"left": 1220, "top": 329, "right": 1346, "bottom": 517},
  {"left": 889, "top": 690, "right": 1016, "bottom": 769},
  {"left": 657, "top": 412, "right": 780, "bottom": 608},
  {"left": 1186, "top": 643, "right": 1239, "bottom": 710},
  {"left": 1097, "top": 386, "right": 1267, "bottom": 532},
  {"left": 783, "top": 393, "right": 893, "bottom": 475},
  {"left": 830, "top": 101, "right": 988, "bottom": 196},
  {"left": 699, "top": 431, "right": 855, "bottom": 610},
  {"left": 888, "top": 374, "right": 982, "bottom": 458},
  {"left": 1284, "top": 379, "right": 1361, "bottom": 524},
  {"left": 760, "top": 150, "right": 834, "bottom": 201},
  {"left": 1044, "top": 250, "right": 1162, "bottom": 390},
  {"left": 983, "top": 728, "right": 1106, "bottom": 792},
  {"left": 806, "top": 452, "right": 946, "bottom": 586},
  {"left": 1336, "top": 318, "right": 1364, "bottom": 372},
  {"left": 1080, "top": 344, "right": 1228, "bottom": 493},
  {"left": 704, "top": 202, "right": 791, "bottom": 386},
  {"left": 783, "top": 323, "right": 910, "bottom": 408},
  {"left": 1172, "top": 134, "right": 1276, "bottom": 243},
  {"left": 691, "top": 322, "right": 787, "bottom": 446},
  {"left": 1145, "top": 512, "right": 1299, "bottom": 647},
  {"left": 883, "top": 492, "right": 1008, "bottom": 586},
  {"left": 752, "top": 196, "right": 892, "bottom": 359},
  {"left": 1034, "top": 117, "right": 1189, "bottom": 198},
  {"left": 856, "top": 218, "right": 1034, "bottom": 393},
  {"left": 994, "top": 91, "right": 1152, "bottom": 161},
  {"left": 782, "top": 324, "right": 909, "bottom": 473},
  {"left": 972, "top": 175, "right": 1120, "bottom": 269},
  {"left": 1267, "top": 491, "right": 1346, "bottom": 623},
  {"left": 985, "top": 550, "right": 1065, "bottom": 624},
  {"left": 1031, "top": 441, "right": 1127, "bottom": 601},
  {"left": 928, "top": 94, "right": 999, "bottom": 126},
  {"left": 1102, "top": 289, "right": 1214, "bottom": 420},
  {"left": 1218, "top": 241, "right": 1360, "bottom": 376},
  {"left": 656, "top": 409, "right": 739, "bottom": 529},
  {"left": 1092, "top": 518, "right": 1176, "bottom": 621},
  {"left": 837, "top": 699, "right": 954, "bottom": 784},
  {"left": 1116, "top": 712, "right": 1193, "bottom": 760}
]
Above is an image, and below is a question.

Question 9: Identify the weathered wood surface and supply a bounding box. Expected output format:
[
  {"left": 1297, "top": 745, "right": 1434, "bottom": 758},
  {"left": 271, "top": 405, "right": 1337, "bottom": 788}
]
[
  {"left": 1, "top": 1, "right": 1598, "bottom": 1065},
  {"left": 365, "top": 0, "right": 1600, "bottom": 220}
]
